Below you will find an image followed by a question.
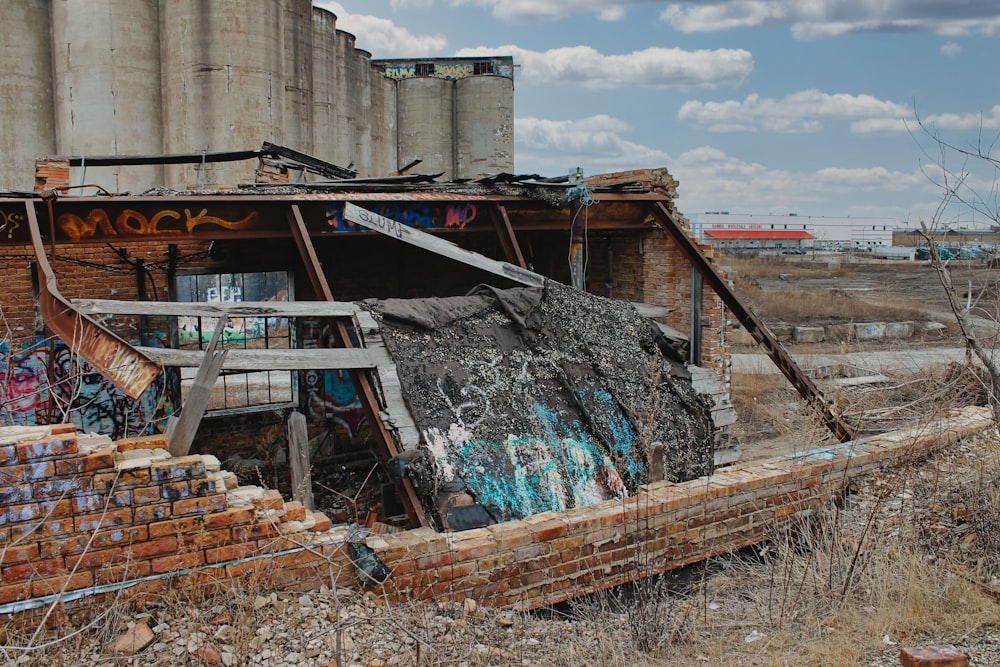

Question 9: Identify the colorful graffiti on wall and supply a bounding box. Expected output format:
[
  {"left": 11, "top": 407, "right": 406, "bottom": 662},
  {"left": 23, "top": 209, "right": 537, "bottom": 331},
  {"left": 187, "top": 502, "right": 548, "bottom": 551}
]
[
  {"left": 0, "top": 337, "right": 171, "bottom": 439},
  {"left": 381, "top": 60, "right": 513, "bottom": 81},
  {"left": 324, "top": 203, "right": 477, "bottom": 233},
  {"left": 57, "top": 208, "right": 259, "bottom": 242},
  {"left": 423, "top": 387, "right": 642, "bottom": 522}
]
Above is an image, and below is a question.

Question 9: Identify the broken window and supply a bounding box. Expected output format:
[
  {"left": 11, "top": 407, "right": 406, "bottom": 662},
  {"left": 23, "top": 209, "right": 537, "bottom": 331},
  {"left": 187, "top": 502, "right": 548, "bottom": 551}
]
[
  {"left": 473, "top": 61, "right": 495, "bottom": 75},
  {"left": 175, "top": 271, "right": 295, "bottom": 414},
  {"left": 415, "top": 62, "right": 435, "bottom": 76}
]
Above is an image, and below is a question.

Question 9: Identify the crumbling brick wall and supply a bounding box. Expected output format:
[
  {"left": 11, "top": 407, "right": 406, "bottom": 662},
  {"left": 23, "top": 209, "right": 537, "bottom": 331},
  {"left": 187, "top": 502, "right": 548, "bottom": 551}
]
[{"left": 1, "top": 407, "right": 990, "bottom": 625}]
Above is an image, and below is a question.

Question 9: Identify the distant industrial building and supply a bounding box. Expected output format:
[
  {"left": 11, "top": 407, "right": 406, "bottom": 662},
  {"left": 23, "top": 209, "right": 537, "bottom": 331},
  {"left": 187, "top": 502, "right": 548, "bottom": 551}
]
[
  {"left": 0, "top": 1, "right": 514, "bottom": 193},
  {"left": 694, "top": 212, "right": 895, "bottom": 252}
]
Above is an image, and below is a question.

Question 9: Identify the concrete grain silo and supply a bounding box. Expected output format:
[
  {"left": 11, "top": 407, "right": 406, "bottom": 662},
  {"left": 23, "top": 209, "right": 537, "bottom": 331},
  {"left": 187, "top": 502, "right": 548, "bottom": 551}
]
[
  {"left": 0, "top": 0, "right": 55, "bottom": 192},
  {"left": 160, "top": 0, "right": 285, "bottom": 189},
  {"left": 370, "top": 66, "right": 397, "bottom": 177},
  {"left": 282, "top": 0, "right": 314, "bottom": 160},
  {"left": 397, "top": 74, "right": 454, "bottom": 178},
  {"left": 311, "top": 7, "right": 338, "bottom": 166},
  {"left": 353, "top": 49, "right": 373, "bottom": 177},
  {"left": 332, "top": 30, "right": 357, "bottom": 169},
  {"left": 50, "top": 0, "right": 164, "bottom": 193},
  {"left": 455, "top": 74, "right": 514, "bottom": 178}
]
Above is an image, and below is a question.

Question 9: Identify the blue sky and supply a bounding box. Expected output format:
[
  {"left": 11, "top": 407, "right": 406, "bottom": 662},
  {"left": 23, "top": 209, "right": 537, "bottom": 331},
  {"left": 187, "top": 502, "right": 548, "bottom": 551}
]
[{"left": 318, "top": 1, "right": 1000, "bottom": 226}]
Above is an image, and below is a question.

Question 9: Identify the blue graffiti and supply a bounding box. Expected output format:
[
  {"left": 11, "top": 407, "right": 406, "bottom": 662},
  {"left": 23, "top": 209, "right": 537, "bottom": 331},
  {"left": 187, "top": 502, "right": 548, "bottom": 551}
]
[
  {"left": 451, "top": 397, "right": 630, "bottom": 521},
  {"left": 1, "top": 337, "right": 170, "bottom": 439}
]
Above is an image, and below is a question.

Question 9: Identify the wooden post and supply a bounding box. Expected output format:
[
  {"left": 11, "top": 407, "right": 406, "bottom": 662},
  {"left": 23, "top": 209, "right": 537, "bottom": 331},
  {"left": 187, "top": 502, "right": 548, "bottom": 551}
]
[{"left": 287, "top": 411, "right": 315, "bottom": 510}]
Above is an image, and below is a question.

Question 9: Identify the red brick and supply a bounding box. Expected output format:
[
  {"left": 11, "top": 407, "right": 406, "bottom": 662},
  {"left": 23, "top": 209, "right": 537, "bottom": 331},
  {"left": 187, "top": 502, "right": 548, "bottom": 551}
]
[
  {"left": 179, "top": 528, "right": 231, "bottom": 550},
  {"left": 205, "top": 542, "right": 260, "bottom": 564},
  {"left": 71, "top": 490, "right": 131, "bottom": 514},
  {"left": 899, "top": 646, "right": 969, "bottom": 667},
  {"left": 2, "top": 557, "right": 64, "bottom": 583},
  {"left": 282, "top": 501, "right": 307, "bottom": 522},
  {"left": 160, "top": 481, "right": 192, "bottom": 500},
  {"left": 190, "top": 478, "right": 218, "bottom": 496},
  {"left": 0, "top": 445, "right": 16, "bottom": 465},
  {"left": 150, "top": 551, "right": 203, "bottom": 574},
  {"left": 148, "top": 515, "right": 206, "bottom": 538},
  {"left": 10, "top": 517, "right": 75, "bottom": 542},
  {"left": 0, "top": 484, "right": 32, "bottom": 504},
  {"left": 54, "top": 448, "right": 116, "bottom": 475},
  {"left": 0, "top": 581, "right": 32, "bottom": 604},
  {"left": 32, "top": 477, "right": 91, "bottom": 498},
  {"left": 114, "top": 434, "right": 168, "bottom": 452},
  {"left": 16, "top": 437, "right": 78, "bottom": 461},
  {"left": 232, "top": 522, "right": 278, "bottom": 542},
  {"left": 65, "top": 546, "right": 127, "bottom": 570},
  {"left": 31, "top": 571, "right": 95, "bottom": 597},
  {"left": 1, "top": 461, "right": 55, "bottom": 483},
  {"left": 132, "top": 486, "right": 162, "bottom": 504},
  {"left": 149, "top": 456, "right": 205, "bottom": 482},
  {"left": 253, "top": 489, "right": 284, "bottom": 511},
  {"left": 173, "top": 495, "right": 226, "bottom": 517},
  {"left": 205, "top": 507, "right": 254, "bottom": 529},
  {"left": 94, "top": 559, "right": 152, "bottom": 585},
  {"left": 126, "top": 537, "right": 178, "bottom": 560},
  {"left": 2, "top": 499, "right": 72, "bottom": 525},
  {"left": 133, "top": 503, "right": 172, "bottom": 524},
  {"left": 309, "top": 512, "right": 332, "bottom": 532},
  {"left": 1, "top": 542, "right": 39, "bottom": 566},
  {"left": 74, "top": 508, "right": 132, "bottom": 533},
  {"left": 94, "top": 469, "right": 151, "bottom": 490}
]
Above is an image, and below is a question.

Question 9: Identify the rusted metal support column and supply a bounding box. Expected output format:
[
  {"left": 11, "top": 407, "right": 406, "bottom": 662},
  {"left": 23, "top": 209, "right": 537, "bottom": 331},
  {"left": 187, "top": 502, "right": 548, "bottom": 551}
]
[
  {"left": 569, "top": 196, "right": 586, "bottom": 290},
  {"left": 648, "top": 202, "right": 855, "bottom": 443},
  {"left": 26, "top": 200, "right": 159, "bottom": 399},
  {"left": 286, "top": 205, "right": 430, "bottom": 528}
]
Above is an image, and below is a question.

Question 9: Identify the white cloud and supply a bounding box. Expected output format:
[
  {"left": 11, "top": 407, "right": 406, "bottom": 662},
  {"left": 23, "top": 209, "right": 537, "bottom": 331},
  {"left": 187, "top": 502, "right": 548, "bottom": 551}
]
[
  {"left": 450, "top": 0, "right": 621, "bottom": 24},
  {"left": 679, "top": 90, "right": 910, "bottom": 133},
  {"left": 456, "top": 45, "right": 753, "bottom": 88},
  {"left": 390, "top": 0, "right": 433, "bottom": 8},
  {"left": 315, "top": 2, "right": 446, "bottom": 57},
  {"left": 515, "top": 115, "right": 672, "bottom": 174},
  {"left": 854, "top": 105, "right": 1000, "bottom": 134},
  {"left": 672, "top": 146, "right": 927, "bottom": 217},
  {"left": 658, "top": 1, "right": 1000, "bottom": 39},
  {"left": 940, "top": 42, "right": 964, "bottom": 56}
]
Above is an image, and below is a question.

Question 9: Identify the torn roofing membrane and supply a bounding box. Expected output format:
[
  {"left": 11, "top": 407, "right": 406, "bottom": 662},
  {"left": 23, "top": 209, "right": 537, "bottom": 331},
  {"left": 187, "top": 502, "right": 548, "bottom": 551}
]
[{"left": 371, "top": 281, "right": 715, "bottom": 528}]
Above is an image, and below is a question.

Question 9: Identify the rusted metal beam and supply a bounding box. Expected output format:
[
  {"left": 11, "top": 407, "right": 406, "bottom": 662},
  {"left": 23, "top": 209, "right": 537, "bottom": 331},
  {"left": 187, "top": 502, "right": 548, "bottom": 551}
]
[
  {"left": 25, "top": 201, "right": 159, "bottom": 400},
  {"left": 648, "top": 201, "right": 855, "bottom": 443},
  {"left": 287, "top": 204, "right": 430, "bottom": 529},
  {"left": 490, "top": 205, "right": 527, "bottom": 269}
]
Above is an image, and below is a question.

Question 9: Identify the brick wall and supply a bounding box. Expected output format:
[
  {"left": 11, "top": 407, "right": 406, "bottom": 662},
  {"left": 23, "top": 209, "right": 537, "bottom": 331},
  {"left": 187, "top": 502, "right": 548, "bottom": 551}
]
[{"left": 1, "top": 406, "right": 990, "bottom": 624}]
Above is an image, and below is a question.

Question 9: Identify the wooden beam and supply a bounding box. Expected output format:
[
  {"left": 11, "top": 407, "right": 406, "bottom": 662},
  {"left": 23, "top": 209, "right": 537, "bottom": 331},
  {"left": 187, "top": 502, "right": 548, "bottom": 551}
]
[
  {"left": 343, "top": 202, "right": 545, "bottom": 288},
  {"left": 648, "top": 201, "right": 855, "bottom": 443},
  {"left": 74, "top": 298, "right": 358, "bottom": 318},
  {"left": 287, "top": 203, "right": 430, "bottom": 529},
  {"left": 136, "top": 346, "right": 376, "bottom": 370},
  {"left": 288, "top": 204, "right": 335, "bottom": 301},
  {"left": 168, "top": 317, "right": 228, "bottom": 456},
  {"left": 491, "top": 205, "right": 528, "bottom": 269}
]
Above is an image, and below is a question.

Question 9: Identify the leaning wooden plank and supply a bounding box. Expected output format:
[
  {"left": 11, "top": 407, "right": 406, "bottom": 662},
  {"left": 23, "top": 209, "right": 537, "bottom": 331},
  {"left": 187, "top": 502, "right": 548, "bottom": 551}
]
[
  {"left": 169, "top": 318, "right": 228, "bottom": 457},
  {"left": 73, "top": 298, "right": 358, "bottom": 318},
  {"left": 354, "top": 311, "right": 421, "bottom": 450},
  {"left": 344, "top": 202, "right": 545, "bottom": 288},
  {"left": 136, "top": 346, "right": 376, "bottom": 370}
]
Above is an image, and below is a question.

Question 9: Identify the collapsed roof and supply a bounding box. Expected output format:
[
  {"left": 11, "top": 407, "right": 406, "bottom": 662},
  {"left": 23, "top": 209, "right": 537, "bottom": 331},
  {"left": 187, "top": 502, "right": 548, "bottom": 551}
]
[{"left": 369, "top": 281, "right": 715, "bottom": 529}]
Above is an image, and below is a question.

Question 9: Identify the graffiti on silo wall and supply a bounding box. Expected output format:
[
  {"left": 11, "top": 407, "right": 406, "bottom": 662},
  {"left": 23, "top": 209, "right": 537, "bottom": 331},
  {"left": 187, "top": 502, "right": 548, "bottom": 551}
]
[{"left": 379, "top": 58, "right": 514, "bottom": 81}]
